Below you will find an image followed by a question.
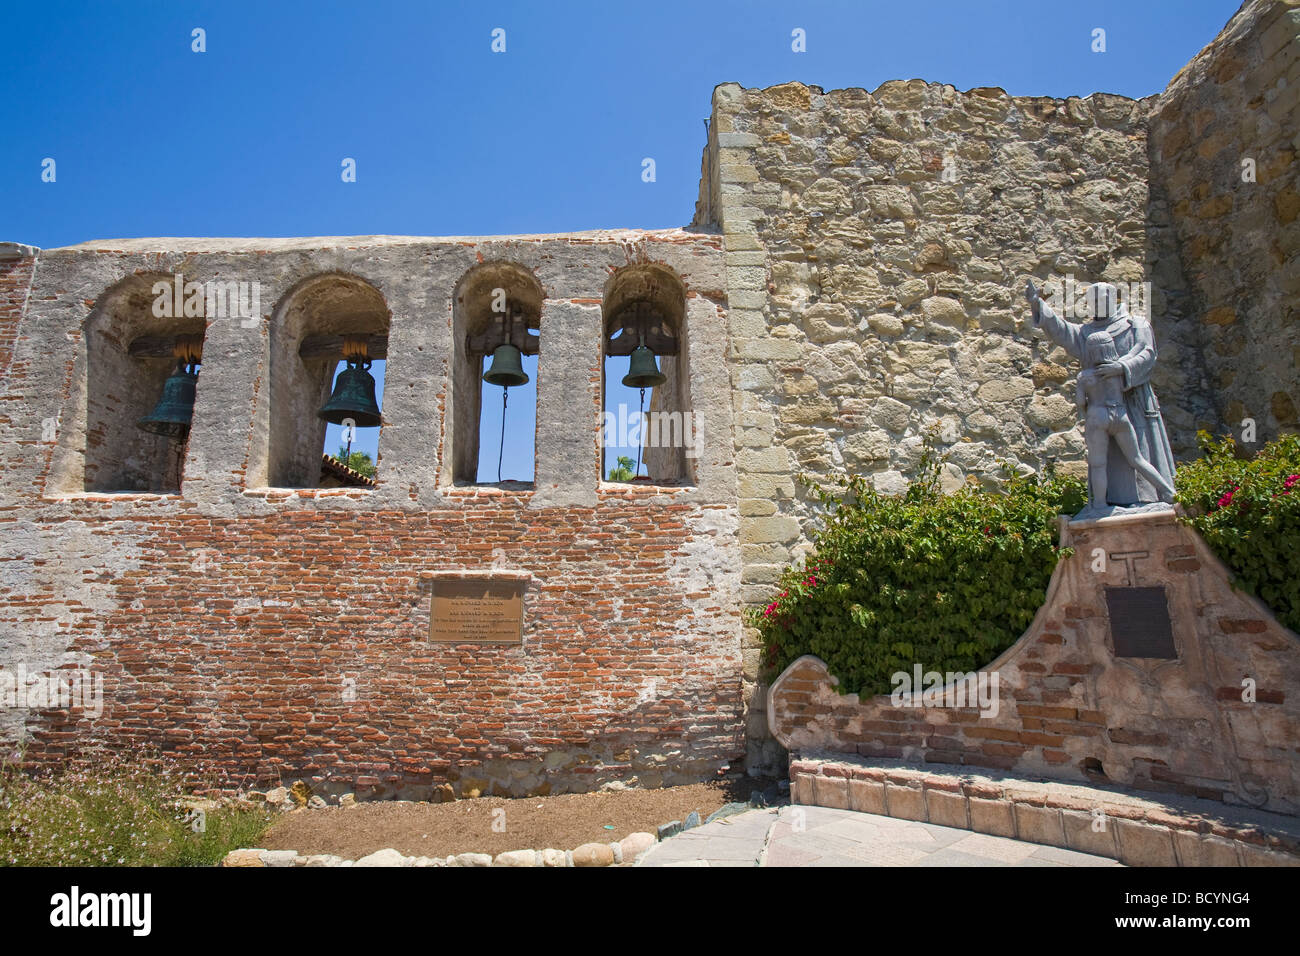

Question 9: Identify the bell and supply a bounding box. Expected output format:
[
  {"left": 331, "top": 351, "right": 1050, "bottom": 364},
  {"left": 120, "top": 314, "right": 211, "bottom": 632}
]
[
  {"left": 622, "top": 345, "right": 667, "bottom": 389},
  {"left": 483, "top": 344, "right": 529, "bottom": 388},
  {"left": 138, "top": 361, "right": 199, "bottom": 439},
  {"left": 318, "top": 359, "right": 382, "bottom": 427}
]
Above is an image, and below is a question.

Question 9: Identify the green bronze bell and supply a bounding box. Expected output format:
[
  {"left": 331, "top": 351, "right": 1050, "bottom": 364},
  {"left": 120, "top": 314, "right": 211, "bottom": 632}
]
[
  {"left": 483, "top": 344, "right": 529, "bottom": 388},
  {"left": 622, "top": 345, "right": 667, "bottom": 389},
  {"left": 138, "top": 360, "right": 199, "bottom": 440},
  {"left": 319, "top": 358, "right": 382, "bottom": 427}
]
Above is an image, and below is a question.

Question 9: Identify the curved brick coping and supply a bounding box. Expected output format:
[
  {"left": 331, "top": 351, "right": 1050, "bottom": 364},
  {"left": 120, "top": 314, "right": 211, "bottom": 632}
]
[
  {"left": 221, "top": 831, "right": 658, "bottom": 867},
  {"left": 790, "top": 755, "right": 1300, "bottom": 866}
]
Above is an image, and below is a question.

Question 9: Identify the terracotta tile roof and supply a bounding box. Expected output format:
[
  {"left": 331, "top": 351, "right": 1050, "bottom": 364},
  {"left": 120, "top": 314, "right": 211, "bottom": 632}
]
[{"left": 320, "top": 453, "right": 377, "bottom": 488}]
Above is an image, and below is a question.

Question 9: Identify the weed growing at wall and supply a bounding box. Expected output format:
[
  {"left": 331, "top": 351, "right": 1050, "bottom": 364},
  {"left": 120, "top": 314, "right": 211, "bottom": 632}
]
[
  {"left": 0, "top": 749, "right": 272, "bottom": 866},
  {"left": 1176, "top": 431, "right": 1300, "bottom": 633},
  {"left": 754, "top": 446, "right": 1085, "bottom": 697}
]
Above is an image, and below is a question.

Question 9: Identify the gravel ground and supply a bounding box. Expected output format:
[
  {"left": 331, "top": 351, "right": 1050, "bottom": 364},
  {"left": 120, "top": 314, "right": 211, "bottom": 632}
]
[{"left": 261, "top": 776, "right": 782, "bottom": 859}]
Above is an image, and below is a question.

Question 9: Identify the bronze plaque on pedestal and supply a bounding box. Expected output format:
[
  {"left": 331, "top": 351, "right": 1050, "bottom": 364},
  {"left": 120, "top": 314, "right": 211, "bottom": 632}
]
[
  {"left": 429, "top": 577, "right": 526, "bottom": 644},
  {"left": 1105, "top": 586, "right": 1177, "bottom": 659}
]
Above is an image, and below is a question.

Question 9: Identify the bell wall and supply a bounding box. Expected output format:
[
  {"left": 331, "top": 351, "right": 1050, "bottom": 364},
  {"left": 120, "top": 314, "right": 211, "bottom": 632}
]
[{"left": 0, "top": 232, "right": 746, "bottom": 798}]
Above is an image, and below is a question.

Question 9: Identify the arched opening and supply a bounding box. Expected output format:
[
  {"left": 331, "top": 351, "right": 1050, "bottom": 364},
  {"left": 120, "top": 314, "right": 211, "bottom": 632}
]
[
  {"left": 80, "top": 273, "right": 208, "bottom": 493},
  {"left": 452, "top": 262, "right": 542, "bottom": 485},
  {"left": 602, "top": 264, "right": 692, "bottom": 485},
  {"left": 259, "top": 274, "right": 389, "bottom": 489}
]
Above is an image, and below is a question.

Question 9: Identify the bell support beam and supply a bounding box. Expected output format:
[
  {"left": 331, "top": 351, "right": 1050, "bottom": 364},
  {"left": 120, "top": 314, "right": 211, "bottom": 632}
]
[
  {"left": 465, "top": 323, "right": 540, "bottom": 357},
  {"left": 604, "top": 302, "right": 679, "bottom": 357},
  {"left": 603, "top": 328, "right": 679, "bottom": 357},
  {"left": 297, "top": 334, "right": 389, "bottom": 361},
  {"left": 128, "top": 335, "right": 214, "bottom": 358}
]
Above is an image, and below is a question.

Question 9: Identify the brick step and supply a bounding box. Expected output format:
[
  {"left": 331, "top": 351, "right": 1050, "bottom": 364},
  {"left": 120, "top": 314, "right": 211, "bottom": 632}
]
[{"left": 791, "top": 753, "right": 1300, "bottom": 866}]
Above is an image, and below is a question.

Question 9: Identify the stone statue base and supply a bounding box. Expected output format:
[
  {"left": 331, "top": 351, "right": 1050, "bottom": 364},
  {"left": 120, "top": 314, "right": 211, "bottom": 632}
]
[{"left": 1068, "top": 500, "right": 1176, "bottom": 528}]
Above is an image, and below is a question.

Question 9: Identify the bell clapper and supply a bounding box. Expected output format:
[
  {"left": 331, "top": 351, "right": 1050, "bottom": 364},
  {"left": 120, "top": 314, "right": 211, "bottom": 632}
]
[
  {"left": 635, "top": 386, "right": 645, "bottom": 480},
  {"left": 498, "top": 386, "right": 508, "bottom": 485}
]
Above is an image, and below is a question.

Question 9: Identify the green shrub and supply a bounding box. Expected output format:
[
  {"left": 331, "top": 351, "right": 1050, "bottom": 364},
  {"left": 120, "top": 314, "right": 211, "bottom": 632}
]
[
  {"left": 0, "top": 749, "right": 272, "bottom": 867},
  {"left": 1175, "top": 431, "right": 1300, "bottom": 633},
  {"left": 752, "top": 444, "right": 1085, "bottom": 698}
]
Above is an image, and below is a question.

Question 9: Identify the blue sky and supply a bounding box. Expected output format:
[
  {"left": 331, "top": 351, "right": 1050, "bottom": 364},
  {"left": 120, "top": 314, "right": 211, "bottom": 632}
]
[{"left": 0, "top": 0, "right": 1242, "bottom": 480}]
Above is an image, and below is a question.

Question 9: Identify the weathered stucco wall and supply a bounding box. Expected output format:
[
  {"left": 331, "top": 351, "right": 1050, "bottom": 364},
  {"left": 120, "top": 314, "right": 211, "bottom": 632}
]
[
  {"left": 0, "top": 231, "right": 746, "bottom": 797},
  {"left": 1150, "top": 0, "right": 1300, "bottom": 442}
]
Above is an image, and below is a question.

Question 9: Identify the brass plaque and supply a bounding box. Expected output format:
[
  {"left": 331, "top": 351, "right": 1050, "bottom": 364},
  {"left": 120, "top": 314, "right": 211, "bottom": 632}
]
[
  {"left": 430, "top": 577, "right": 525, "bottom": 644},
  {"left": 1105, "top": 586, "right": 1177, "bottom": 659}
]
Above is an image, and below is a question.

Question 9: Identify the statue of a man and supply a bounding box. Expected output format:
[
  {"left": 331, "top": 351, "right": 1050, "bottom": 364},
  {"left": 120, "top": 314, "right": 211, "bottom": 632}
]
[{"left": 1025, "top": 280, "right": 1176, "bottom": 513}]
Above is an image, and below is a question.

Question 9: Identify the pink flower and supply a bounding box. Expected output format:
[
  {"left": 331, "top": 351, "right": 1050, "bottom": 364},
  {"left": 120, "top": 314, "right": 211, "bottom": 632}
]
[{"left": 1217, "top": 486, "right": 1238, "bottom": 508}]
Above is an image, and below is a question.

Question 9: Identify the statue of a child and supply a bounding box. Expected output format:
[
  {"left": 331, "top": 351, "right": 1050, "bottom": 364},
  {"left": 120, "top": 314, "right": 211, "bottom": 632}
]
[{"left": 1077, "top": 328, "right": 1175, "bottom": 510}]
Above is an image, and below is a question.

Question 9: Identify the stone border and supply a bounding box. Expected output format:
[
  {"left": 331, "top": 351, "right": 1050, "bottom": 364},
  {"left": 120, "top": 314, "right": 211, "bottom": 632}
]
[
  {"left": 790, "top": 755, "right": 1300, "bottom": 867},
  {"left": 222, "top": 831, "right": 658, "bottom": 868},
  {"left": 219, "top": 805, "right": 736, "bottom": 867}
]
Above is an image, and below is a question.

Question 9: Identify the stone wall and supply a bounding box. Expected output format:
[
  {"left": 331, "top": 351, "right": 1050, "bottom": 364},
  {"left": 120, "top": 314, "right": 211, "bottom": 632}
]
[
  {"left": 0, "top": 231, "right": 746, "bottom": 797},
  {"left": 769, "top": 511, "right": 1300, "bottom": 815},
  {"left": 701, "top": 78, "right": 1187, "bottom": 771},
  {"left": 704, "top": 0, "right": 1297, "bottom": 774},
  {"left": 1150, "top": 0, "right": 1300, "bottom": 442}
]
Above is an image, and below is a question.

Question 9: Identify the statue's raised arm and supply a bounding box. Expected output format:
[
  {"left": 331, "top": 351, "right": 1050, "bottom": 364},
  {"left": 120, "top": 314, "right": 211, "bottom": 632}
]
[{"left": 1024, "top": 279, "right": 1086, "bottom": 359}]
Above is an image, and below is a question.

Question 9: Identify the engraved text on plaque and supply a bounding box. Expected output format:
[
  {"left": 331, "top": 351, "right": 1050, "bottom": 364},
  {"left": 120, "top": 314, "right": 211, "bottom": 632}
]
[{"left": 430, "top": 577, "right": 525, "bottom": 644}]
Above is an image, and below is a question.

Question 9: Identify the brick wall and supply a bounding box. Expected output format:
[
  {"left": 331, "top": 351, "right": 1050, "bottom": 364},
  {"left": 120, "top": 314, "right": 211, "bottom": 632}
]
[
  {"left": 0, "top": 231, "right": 746, "bottom": 797},
  {"left": 16, "top": 495, "right": 742, "bottom": 798}
]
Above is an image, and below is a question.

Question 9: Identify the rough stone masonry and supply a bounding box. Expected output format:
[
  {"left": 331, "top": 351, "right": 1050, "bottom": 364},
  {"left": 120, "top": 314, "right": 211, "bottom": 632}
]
[
  {"left": 694, "top": 0, "right": 1298, "bottom": 773},
  {"left": 0, "top": 0, "right": 1295, "bottom": 795}
]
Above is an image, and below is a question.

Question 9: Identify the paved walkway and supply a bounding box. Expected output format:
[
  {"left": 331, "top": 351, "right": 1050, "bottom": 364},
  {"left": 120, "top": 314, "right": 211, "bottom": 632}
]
[{"left": 638, "top": 805, "right": 1123, "bottom": 867}]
